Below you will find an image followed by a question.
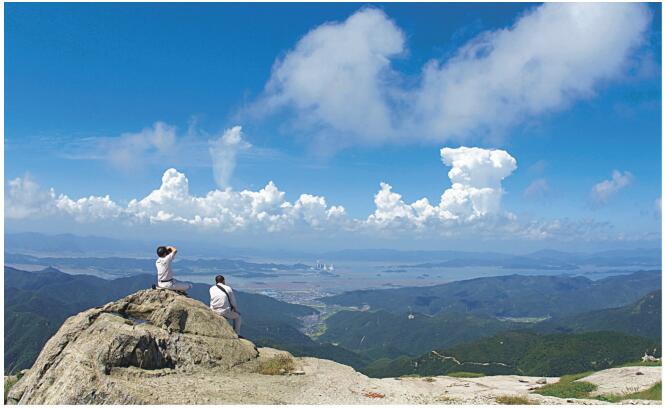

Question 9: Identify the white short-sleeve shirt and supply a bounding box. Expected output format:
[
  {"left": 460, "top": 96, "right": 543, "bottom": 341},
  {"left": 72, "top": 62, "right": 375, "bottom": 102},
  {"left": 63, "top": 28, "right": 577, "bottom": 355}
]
[
  {"left": 209, "top": 284, "right": 237, "bottom": 312},
  {"left": 156, "top": 252, "right": 176, "bottom": 282}
]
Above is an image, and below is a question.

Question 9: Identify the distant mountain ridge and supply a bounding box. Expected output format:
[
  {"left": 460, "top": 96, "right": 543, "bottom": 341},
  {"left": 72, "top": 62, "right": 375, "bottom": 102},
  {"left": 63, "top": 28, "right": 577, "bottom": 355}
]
[
  {"left": 6, "top": 253, "right": 310, "bottom": 278},
  {"left": 7, "top": 232, "right": 661, "bottom": 266},
  {"left": 320, "top": 270, "right": 661, "bottom": 318},
  {"left": 5, "top": 232, "right": 150, "bottom": 256}
]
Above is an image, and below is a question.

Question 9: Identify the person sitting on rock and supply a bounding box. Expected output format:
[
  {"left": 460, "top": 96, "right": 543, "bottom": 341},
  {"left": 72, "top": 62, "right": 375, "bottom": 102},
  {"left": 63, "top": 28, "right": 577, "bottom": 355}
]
[
  {"left": 155, "top": 246, "right": 192, "bottom": 293},
  {"left": 209, "top": 275, "right": 241, "bottom": 335}
]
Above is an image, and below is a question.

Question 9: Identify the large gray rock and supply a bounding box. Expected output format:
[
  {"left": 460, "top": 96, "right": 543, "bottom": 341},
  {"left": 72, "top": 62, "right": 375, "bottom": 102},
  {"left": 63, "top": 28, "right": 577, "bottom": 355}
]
[{"left": 7, "top": 289, "right": 258, "bottom": 404}]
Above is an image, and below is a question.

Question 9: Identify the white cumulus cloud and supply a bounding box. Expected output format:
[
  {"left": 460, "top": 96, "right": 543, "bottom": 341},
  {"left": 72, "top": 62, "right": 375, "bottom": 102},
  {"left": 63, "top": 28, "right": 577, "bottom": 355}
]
[
  {"left": 54, "top": 195, "right": 123, "bottom": 223},
  {"left": 260, "top": 7, "right": 405, "bottom": 144},
  {"left": 6, "top": 175, "right": 57, "bottom": 219},
  {"left": 590, "top": 170, "right": 634, "bottom": 205},
  {"left": 259, "top": 3, "right": 651, "bottom": 146},
  {"left": 5, "top": 174, "right": 122, "bottom": 222},
  {"left": 209, "top": 126, "right": 251, "bottom": 189},
  {"left": 366, "top": 147, "right": 517, "bottom": 229},
  {"left": 122, "top": 168, "right": 347, "bottom": 232},
  {"left": 413, "top": 2, "right": 650, "bottom": 140}
]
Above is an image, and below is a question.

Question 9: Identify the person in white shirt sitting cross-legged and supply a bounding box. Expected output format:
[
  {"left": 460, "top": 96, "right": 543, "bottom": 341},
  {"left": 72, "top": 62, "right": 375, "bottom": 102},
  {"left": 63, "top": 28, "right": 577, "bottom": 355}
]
[
  {"left": 209, "top": 275, "right": 241, "bottom": 335},
  {"left": 155, "top": 246, "right": 192, "bottom": 293}
]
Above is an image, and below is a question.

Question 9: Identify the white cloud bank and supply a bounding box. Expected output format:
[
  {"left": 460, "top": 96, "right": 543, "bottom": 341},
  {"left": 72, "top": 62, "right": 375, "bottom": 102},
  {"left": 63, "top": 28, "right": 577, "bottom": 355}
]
[
  {"left": 6, "top": 174, "right": 122, "bottom": 222},
  {"left": 258, "top": 3, "right": 651, "bottom": 146},
  {"left": 124, "top": 168, "right": 347, "bottom": 231},
  {"left": 7, "top": 146, "right": 621, "bottom": 242},
  {"left": 9, "top": 147, "right": 513, "bottom": 229},
  {"left": 6, "top": 170, "right": 347, "bottom": 233},
  {"left": 590, "top": 170, "right": 634, "bottom": 205}
]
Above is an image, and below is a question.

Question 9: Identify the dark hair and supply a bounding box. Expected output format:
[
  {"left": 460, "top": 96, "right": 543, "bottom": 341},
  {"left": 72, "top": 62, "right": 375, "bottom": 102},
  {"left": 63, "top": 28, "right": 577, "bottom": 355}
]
[
  {"left": 156, "top": 246, "right": 169, "bottom": 258},
  {"left": 215, "top": 275, "right": 225, "bottom": 284}
]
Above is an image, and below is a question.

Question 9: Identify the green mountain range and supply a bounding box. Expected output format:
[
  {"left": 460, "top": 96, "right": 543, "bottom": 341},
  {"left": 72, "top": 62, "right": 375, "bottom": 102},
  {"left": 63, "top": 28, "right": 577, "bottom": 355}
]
[
  {"left": 6, "top": 266, "right": 661, "bottom": 379},
  {"left": 317, "top": 288, "right": 661, "bottom": 373}
]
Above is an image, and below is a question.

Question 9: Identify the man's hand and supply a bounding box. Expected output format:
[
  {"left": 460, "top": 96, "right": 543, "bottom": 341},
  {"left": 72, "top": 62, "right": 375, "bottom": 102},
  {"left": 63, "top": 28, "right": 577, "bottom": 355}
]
[{"left": 168, "top": 246, "right": 177, "bottom": 254}]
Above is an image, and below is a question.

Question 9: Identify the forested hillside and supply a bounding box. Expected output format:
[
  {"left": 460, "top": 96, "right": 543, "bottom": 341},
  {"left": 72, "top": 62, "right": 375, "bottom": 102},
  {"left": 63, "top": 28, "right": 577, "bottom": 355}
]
[
  {"left": 318, "top": 309, "right": 524, "bottom": 358},
  {"left": 535, "top": 291, "right": 661, "bottom": 340},
  {"left": 364, "top": 331, "right": 661, "bottom": 378}
]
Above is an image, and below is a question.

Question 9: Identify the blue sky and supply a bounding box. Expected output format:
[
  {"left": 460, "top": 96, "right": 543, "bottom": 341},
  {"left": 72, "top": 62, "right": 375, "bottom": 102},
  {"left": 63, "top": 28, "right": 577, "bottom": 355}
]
[{"left": 5, "top": 3, "right": 662, "bottom": 251}]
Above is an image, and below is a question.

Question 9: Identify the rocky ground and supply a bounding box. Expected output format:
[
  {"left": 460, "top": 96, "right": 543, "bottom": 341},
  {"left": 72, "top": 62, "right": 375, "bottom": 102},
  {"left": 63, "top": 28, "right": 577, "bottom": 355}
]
[
  {"left": 6, "top": 289, "right": 662, "bottom": 405},
  {"left": 579, "top": 366, "right": 662, "bottom": 397}
]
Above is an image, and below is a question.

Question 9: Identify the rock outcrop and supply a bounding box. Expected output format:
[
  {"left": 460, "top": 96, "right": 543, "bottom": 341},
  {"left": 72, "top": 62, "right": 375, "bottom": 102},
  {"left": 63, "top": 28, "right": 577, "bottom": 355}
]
[
  {"left": 7, "top": 289, "right": 663, "bottom": 405},
  {"left": 7, "top": 289, "right": 257, "bottom": 404}
]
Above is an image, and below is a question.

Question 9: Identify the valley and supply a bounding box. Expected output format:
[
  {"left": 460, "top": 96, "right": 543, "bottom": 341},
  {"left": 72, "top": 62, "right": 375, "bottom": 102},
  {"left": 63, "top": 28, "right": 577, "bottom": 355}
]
[
  {"left": 4, "top": 233, "right": 663, "bottom": 380},
  {"left": 4, "top": 263, "right": 662, "bottom": 380}
]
